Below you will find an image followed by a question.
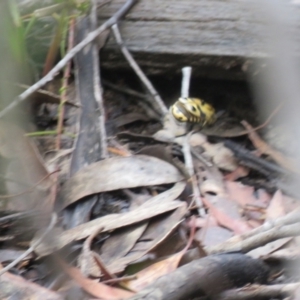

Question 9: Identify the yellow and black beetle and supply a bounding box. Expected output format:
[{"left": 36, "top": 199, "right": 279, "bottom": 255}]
[{"left": 170, "top": 97, "right": 216, "bottom": 127}]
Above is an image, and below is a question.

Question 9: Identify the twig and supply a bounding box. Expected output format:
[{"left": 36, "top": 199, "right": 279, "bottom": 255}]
[
  {"left": 102, "top": 79, "right": 149, "bottom": 99},
  {"left": 183, "top": 133, "right": 194, "bottom": 177},
  {"left": 16, "top": 83, "right": 59, "bottom": 99},
  {"left": 216, "top": 282, "right": 300, "bottom": 300},
  {"left": 179, "top": 67, "right": 200, "bottom": 210},
  {"left": 79, "top": 226, "right": 104, "bottom": 277},
  {"left": 205, "top": 207, "right": 300, "bottom": 255},
  {"left": 242, "top": 120, "right": 299, "bottom": 173},
  {"left": 102, "top": 275, "right": 137, "bottom": 285},
  {"left": 0, "top": 0, "right": 138, "bottom": 119},
  {"left": 191, "top": 148, "right": 213, "bottom": 167},
  {"left": 0, "top": 169, "right": 59, "bottom": 199},
  {"left": 2, "top": 81, "right": 79, "bottom": 106},
  {"left": 224, "top": 139, "right": 287, "bottom": 176},
  {"left": 111, "top": 24, "right": 168, "bottom": 117},
  {"left": 0, "top": 213, "right": 57, "bottom": 276},
  {"left": 232, "top": 207, "right": 300, "bottom": 241},
  {"left": 56, "top": 17, "right": 75, "bottom": 150},
  {"left": 93, "top": 252, "right": 116, "bottom": 280},
  {"left": 0, "top": 212, "right": 29, "bottom": 222},
  {"left": 92, "top": 0, "right": 107, "bottom": 159},
  {"left": 182, "top": 133, "right": 205, "bottom": 216},
  {"left": 207, "top": 222, "right": 300, "bottom": 254},
  {"left": 181, "top": 66, "right": 192, "bottom": 98},
  {"left": 223, "top": 101, "right": 283, "bottom": 137}
]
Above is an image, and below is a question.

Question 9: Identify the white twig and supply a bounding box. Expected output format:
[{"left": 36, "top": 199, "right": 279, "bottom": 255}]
[
  {"left": 182, "top": 133, "right": 194, "bottom": 177},
  {"left": 182, "top": 133, "right": 205, "bottom": 216},
  {"left": 0, "top": 213, "right": 57, "bottom": 276},
  {"left": 181, "top": 66, "right": 192, "bottom": 98},
  {"left": 111, "top": 24, "right": 168, "bottom": 117},
  {"left": 0, "top": 0, "right": 138, "bottom": 119}
]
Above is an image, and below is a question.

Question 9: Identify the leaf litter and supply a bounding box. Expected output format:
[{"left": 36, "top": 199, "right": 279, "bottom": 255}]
[{"left": 1, "top": 2, "right": 300, "bottom": 299}]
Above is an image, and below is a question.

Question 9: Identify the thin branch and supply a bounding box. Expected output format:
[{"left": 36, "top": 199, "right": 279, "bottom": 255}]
[
  {"left": 182, "top": 133, "right": 205, "bottom": 216},
  {"left": 111, "top": 24, "right": 168, "bottom": 117},
  {"left": 93, "top": 252, "right": 116, "bottom": 281},
  {"left": 17, "top": 83, "right": 60, "bottom": 99},
  {"left": 182, "top": 133, "right": 194, "bottom": 177},
  {"left": 191, "top": 148, "right": 213, "bottom": 167},
  {"left": 102, "top": 275, "right": 137, "bottom": 285},
  {"left": 243, "top": 206, "right": 300, "bottom": 239},
  {"left": 0, "top": 0, "right": 138, "bottom": 119},
  {"left": 0, "top": 213, "right": 57, "bottom": 276},
  {"left": 207, "top": 222, "right": 300, "bottom": 254},
  {"left": 219, "top": 101, "right": 283, "bottom": 138},
  {"left": 205, "top": 207, "right": 300, "bottom": 255},
  {"left": 102, "top": 79, "right": 149, "bottom": 99},
  {"left": 181, "top": 66, "right": 192, "bottom": 98},
  {"left": 242, "top": 120, "right": 299, "bottom": 173}
]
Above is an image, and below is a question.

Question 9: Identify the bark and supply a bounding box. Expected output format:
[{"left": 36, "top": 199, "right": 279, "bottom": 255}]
[{"left": 128, "top": 253, "right": 270, "bottom": 300}]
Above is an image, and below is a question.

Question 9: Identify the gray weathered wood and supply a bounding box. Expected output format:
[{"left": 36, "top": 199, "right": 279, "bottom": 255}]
[{"left": 98, "top": 0, "right": 300, "bottom": 79}]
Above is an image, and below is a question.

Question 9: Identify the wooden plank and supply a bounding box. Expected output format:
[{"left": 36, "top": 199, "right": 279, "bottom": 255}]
[{"left": 98, "top": 0, "right": 300, "bottom": 79}]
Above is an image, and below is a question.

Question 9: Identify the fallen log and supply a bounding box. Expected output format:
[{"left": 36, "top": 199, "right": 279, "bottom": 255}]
[{"left": 99, "top": 0, "right": 300, "bottom": 79}]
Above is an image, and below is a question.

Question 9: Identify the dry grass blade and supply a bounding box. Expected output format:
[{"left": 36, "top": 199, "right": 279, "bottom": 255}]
[{"left": 0, "top": 0, "right": 138, "bottom": 119}]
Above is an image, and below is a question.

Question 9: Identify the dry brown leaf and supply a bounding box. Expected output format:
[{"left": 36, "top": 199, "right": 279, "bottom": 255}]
[
  {"left": 266, "top": 190, "right": 285, "bottom": 220},
  {"left": 242, "top": 120, "right": 299, "bottom": 174},
  {"left": 122, "top": 216, "right": 196, "bottom": 291},
  {"left": 100, "top": 183, "right": 186, "bottom": 270},
  {"left": 224, "top": 166, "right": 249, "bottom": 181},
  {"left": 264, "top": 247, "right": 300, "bottom": 260},
  {"left": 200, "top": 179, "right": 226, "bottom": 198},
  {"left": 187, "top": 216, "right": 218, "bottom": 229},
  {"left": 0, "top": 270, "right": 62, "bottom": 299},
  {"left": 35, "top": 199, "right": 186, "bottom": 257},
  {"left": 226, "top": 180, "right": 271, "bottom": 208},
  {"left": 105, "top": 204, "right": 187, "bottom": 274},
  {"left": 100, "top": 223, "right": 148, "bottom": 268},
  {"left": 78, "top": 229, "right": 102, "bottom": 277},
  {"left": 204, "top": 142, "right": 239, "bottom": 171},
  {"left": 203, "top": 195, "right": 252, "bottom": 234},
  {"left": 197, "top": 226, "right": 233, "bottom": 247},
  {"left": 123, "top": 251, "right": 184, "bottom": 292},
  {"left": 57, "top": 155, "right": 183, "bottom": 210},
  {"left": 60, "top": 259, "right": 134, "bottom": 299},
  {"left": 137, "top": 144, "right": 174, "bottom": 165},
  {"left": 247, "top": 190, "right": 292, "bottom": 258},
  {"left": 281, "top": 194, "right": 300, "bottom": 214},
  {"left": 177, "top": 133, "right": 238, "bottom": 171},
  {"left": 198, "top": 165, "right": 226, "bottom": 197}
]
